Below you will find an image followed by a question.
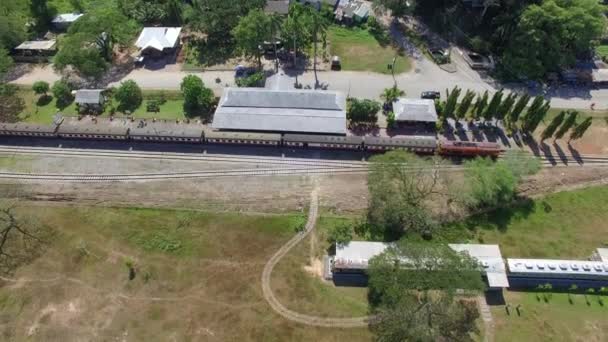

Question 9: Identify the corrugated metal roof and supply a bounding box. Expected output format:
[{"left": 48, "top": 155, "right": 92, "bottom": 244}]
[
  {"left": 205, "top": 131, "right": 282, "bottom": 141},
  {"left": 52, "top": 13, "right": 83, "bottom": 23},
  {"left": 449, "top": 244, "right": 509, "bottom": 288},
  {"left": 507, "top": 258, "right": 608, "bottom": 278},
  {"left": 264, "top": 0, "right": 290, "bottom": 14},
  {"left": 75, "top": 89, "right": 104, "bottom": 104},
  {"left": 393, "top": 98, "right": 438, "bottom": 123},
  {"left": 213, "top": 88, "right": 347, "bottom": 135},
  {"left": 0, "top": 123, "right": 57, "bottom": 133},
  {"left": 14, "top": 40, "right": 56, "bottom": 51},
  {"left": 57, "top": 124, "right": 128, "bottom": 135},
  {"left": 129, "top": 123, "right": 203, "bottom": 138},
  {"left": 135, "top": 27, "right": 182, "bottom": 51}
]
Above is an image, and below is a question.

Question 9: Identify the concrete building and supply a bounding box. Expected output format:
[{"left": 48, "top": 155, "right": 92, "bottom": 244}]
[
  {"left": 213, "top": 88, "right": 347, "bottom": 135},
  {"left": 75, "top": 90, "right": 106, "bottom": 114},
  {"left": 393, "top": 98, "right": 438, "bottom": 126}
]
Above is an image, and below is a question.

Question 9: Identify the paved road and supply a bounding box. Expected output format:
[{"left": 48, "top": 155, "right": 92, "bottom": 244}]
[{"left": 260, "top": 188, "right": 371, "bottom": 328}]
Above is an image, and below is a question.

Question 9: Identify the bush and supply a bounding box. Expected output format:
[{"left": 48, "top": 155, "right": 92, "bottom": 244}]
[
  {"left": 115, "top": 80, "right": 143, "bottom": 112},
  {"left": 347, "top": 98, "right": 381, "bottom": 124},
  {"left": 180, "top": 75, "right": 214, "bottom": 117},
  {"left": 386, "top": 111, "right": 396, "bottom": 128},
  {"left": 51, "top": 80, "right": 73, "bottom": 109},
  {"left": 146, "top": 100, "right": 160, "bottom": 113},
  {"left": 32, "top": 81, "right": 50, "bottom": 96},
  {"left": 236, "top": 71, "right": 265, "bottom": 87},
  {"left": 327, "top": 224, "right": 353, "bottom": 245}
]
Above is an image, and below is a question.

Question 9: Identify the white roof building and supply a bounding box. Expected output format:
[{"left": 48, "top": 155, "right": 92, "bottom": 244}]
[
  {"left": 393, "top": 98, "right": 438, "bottom": 123},
  {"left": 52, "top": 13, "right": 83, "bottom": 25},
  {"left": 213, "top": 88, "right": 347, "bottom": 135},
  {"left": 14, "top": 40, "right": 57, "bottom": 51},
  {"left": 135, "top": 27, "right": 182, "bottom": 52}
]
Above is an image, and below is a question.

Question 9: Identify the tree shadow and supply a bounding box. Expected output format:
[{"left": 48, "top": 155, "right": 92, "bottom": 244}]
[
  {"left": 523, "top": 134, "right": 541, "bottom": 157},
  {"left": 465, "top": 198, "right": 536, "bottom": 233},
  {"left": 485, "top": 290, "right": 506, "bottom": 306},
  {"left": 540, "top": 142, "right": 557, "bottom": 166},
  {"left": 56, "top": 96, "right": 75, "bottom": 110},
  {"left": 36, "top": 95, "right": 53, "bottom": 107},
  {"left": 567, "top": 143, "right": 584, "bottom": 165},
  {"left": 552, "top": 142, "right": 568, "bottom": 166}
]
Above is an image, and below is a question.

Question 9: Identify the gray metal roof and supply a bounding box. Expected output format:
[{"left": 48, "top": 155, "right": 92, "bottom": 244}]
[
  {"left": 364, "top": 135, "right": 438, "bottom": 148},
  {"left": 213, "top": 88, "right": 347, "bottom": 135},
  {"left": 205, "top": 131, "right": 282, "bottom": 142},
  {"left": 393, "top": 98, "right": 438, "bottom": 123},
  {"left": 598, "top": 248, "right": 608, "bottom": 263},
  {"left": 52, "top": 13, "right": 83, "bottom": 24},
  {"left": 129, "top": 123, "right": 203, "bottom": 138},
  {"left": 507, "top": 258, "right": 608, "bottom": 279},
  {"left": 75, "top": 90, "right": 105, "bottom": 104},
  {"left": 14, "top": 40, "right": 56, "bottom": 51},
  {"left": 449, "top": 244, "right": 509, "bottom": 288},
  {"left": 284, "top": 134, "right": 363, "bottom": 144},
  {"left": 264, "top": 0, "right": 290, "bottom": 14}
]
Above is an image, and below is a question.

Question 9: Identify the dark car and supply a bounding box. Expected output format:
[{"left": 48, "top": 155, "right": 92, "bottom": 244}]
[{"left": 421, "top": 91, "right": 441, "bottom": 100}]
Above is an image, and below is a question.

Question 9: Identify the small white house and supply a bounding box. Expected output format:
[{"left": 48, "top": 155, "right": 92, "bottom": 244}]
[
  {"left": 52, "top": 13, "right": 84, "bottom": 30},
  {"left": 135, "top": 27, "right": 182, "bottom": 56},
  {"left": 393, "top": 98, "right": 438, "bottom": 125}
]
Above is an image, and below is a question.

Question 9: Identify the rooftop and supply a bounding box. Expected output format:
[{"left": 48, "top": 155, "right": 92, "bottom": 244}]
[
  {"left": 213, "top": 88, "right": 347, "bottom": 135},
  {"left": 393, "top": 98, "right": 438, "bottom": 123},
  {"left": 264, "top": 0, "right": 290, "bottom": 14},
  {"left": 0, "top": 123, "right": 57, "bottom": 133},
  {"left": 57, "top": 123, "right": 128, "bottom": 136},
  {"left": 596, "top": 248, "right": 608, "bottom": 263},
  {"left": 449, "top": 244, "right": 509, "bottom": 288},
  {"left": 129, "top": 122, "right": 203, "bottom": 138},
  {"left": 507, "top": 258, "right": 608, "bottom": 278},
  {"left": 52, "top": 13, "right": 83, "bottom": 24},
  {"left": 135, "top": 27, "right": 182, "bottom": 52},
  {"left": 75, "top": 90, "right": 105, "bottom": 104},
  {"left": 14, "top": 40, "right": 57, "bottom": 51}
]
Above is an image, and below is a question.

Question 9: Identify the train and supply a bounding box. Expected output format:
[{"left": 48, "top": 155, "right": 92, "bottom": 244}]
[{"left": 0, "top": 121, "right": 504, "bottom": 158}]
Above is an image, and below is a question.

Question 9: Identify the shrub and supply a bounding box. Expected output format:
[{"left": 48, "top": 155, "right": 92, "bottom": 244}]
[
  {"left": 51, "top": 80, "right": 73, "bottom": 109},
  {"left": 32, "top": 81, "right": 50, "bottom": 96},
  {"left": 180, "top": 75, "right": 214, "bottom": 117},
  {"left": 146, "top": 100, "right": 160, "bottom": 113},
  {"left": 115, "top": 80, "right": 143, "bottom": 112},
  {"left": 327, "top": 224, "right": 353, "bottom": 245},
  {"left": 386, "top": 111, "right": 396, "bottom": 128},
  {"left": 236, "top": 71, "right": 265, "bottom": 87},
  {"left": 347, "top": 98, "right": 381, "bottom": 124}
]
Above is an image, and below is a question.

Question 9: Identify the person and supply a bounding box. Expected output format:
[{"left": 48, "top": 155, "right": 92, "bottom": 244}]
[{"left": 590, "top": 102, "right": 596, "bottom": 110}]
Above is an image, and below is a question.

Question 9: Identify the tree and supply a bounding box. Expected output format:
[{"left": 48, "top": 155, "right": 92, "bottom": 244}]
[
  {"left": 471, "top": 91, "right": 489, "bottom": 122},
  {"left": 502, "top": 0, "right": 606, "bottom": 80},
  {"left": 347, "top": 98, "right": 381, "bottom": 124},
  {"left": 180, "top": 75, "right": 214, "bottom": 117},
  {"left": 0, "top": 83, "right": 25, "bottom": 123},
  {"left": 232, "top": 9, "right": 271, "bottom": 68},
  {"left": 0, "top": 1, "right": 28, "bottom": 51},
  {"left": 541, "top": 111, "right": 565, "bottom": 142},
  {"left": 54, "top": 33, "right": 109, "bottom": 78},
  {"left": 373, "top": 0, "right": 416, "bottom": 19},
  {"left": 32, "top": 81, "right": 50, "bottom": 97},
  {"left": 521, "top": 96, "right": 550, "bottom": 134},
  {"left": 507, "top": 93, "right": 530, "bottom": 131},
  {"left": 69, "top": 0, "right": 85, "bottom": 13},
  {"left": 459, "top": 150, "right": 541, "bottom": 209},
  {"left": 455, "top": 90, "right": 476, "bottom": 123},
  {"left": 380, "top": 86, "right": 405, "bottom": 108},
  {"left": 0, "top": 204, "right": 50, "bottom": 275},
  {"left": 305, "top": 6, "right": 329, "bottom": 88},
  {"left": 119, "top": 0, "right": 170, "bottom": 24},
  {"left": 268, "top": 13, "right": 284, "bottom": 71},
  {"left": 367, "top": 151, "right": 445, "bottom": 239},
  {"left": 554, "top": 110, "right": 578, "bottom": 141},
  {"left": 51, "top": 80, "right": 73, "bottom": 109},
  {"left": 442, "top": 86, "right": 461, "bottom": 120},
  {"left": 569, "top": 117, "right": 592, "bottom": 143},
  {"left": 0, "top": 48, "right": 13, "bottom": 78},
  {"left": 30, "top": 0, "right": 53, "bottom": 34},
  {"left": 482, "top": 90, "right": 503, "bottom": 122},
  {"left": 368, "top": 242, "right": 484, "bottom": 342},
  {"left": 115, "top": 80, "right": 143, "bottom": 112},
  {"left": 283, "top": 2, "right": 312, "bottom": 72},
  {"left": 495, "top": 92, "right": 517, "bottom": 123},
  {"left": 327, "top": 224, "right": 353, "bottom": 245}
]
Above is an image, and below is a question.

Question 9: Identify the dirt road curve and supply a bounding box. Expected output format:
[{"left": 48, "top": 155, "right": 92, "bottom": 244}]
[{"left": 260, "top": 188, "right": 371, "bottom": 328}]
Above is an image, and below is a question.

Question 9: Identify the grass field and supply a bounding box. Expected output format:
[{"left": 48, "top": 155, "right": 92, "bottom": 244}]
[
  {"left": 546, "top": 107, "right": 608, "bottom": 122},
  {"left": 436, "top": 185, "right": 608, "bottom": 258},
  {"left": 597, "top": 45, "right": 608, "bottom": 59},
  {"left": 0, "top": 204, "right": 370, "bottom": 341},
  {"left": 18, "top": 89, "right": 187, "bottom": 124},
  {"left": 328, "top": 26, "right": 411, "bottom": 74},
  {"left": 493, "top": 291, "right": 608, "bottom": 342}
]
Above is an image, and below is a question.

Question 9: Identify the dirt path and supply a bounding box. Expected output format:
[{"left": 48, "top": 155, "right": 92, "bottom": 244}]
[{"left": 260, "top": 188, "right": 371, "bottom": 328}]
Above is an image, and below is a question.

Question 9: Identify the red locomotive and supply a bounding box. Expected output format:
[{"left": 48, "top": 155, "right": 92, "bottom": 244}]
[{"left": 438, "top": 141, "right": 504, "bottom": 158}]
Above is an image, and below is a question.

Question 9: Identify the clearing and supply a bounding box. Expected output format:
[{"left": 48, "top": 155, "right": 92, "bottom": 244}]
[
  {"left": 18, "top": 89, "right": 187, "bottom": 124},
  {"left": 328, "top": 26, "right": 411, "bottom": 74},
  {"left": 439, "top": 185, "right": 608, "bottom": 258},
  {"left": 0, "top": 204, "right": 370, "bottom": 341}
]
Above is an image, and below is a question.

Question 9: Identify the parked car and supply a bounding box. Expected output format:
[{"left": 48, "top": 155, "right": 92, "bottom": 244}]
[
  {"left": 421, "top": 91, "right": 440, "bottom": 100},
  {"left": 331, "top": 56, "right": 341, "bottom": 71}
]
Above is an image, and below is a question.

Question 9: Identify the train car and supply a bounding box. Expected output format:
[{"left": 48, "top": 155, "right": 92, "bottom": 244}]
[
  {"left": 204, "top": 131, "right": 282, "bottom": 146},
  {"left": 129, "top": 123, "right": 204, "bottom": 143},
  {"left": 364, "top": 136, "right": 438, "bottom": 154},
  {"left": 506, "top": 258, "right": 608, "bottom": 289},
  {"left": 0, "top": 123, "right": 58, "bottom": 138},
  {"left": 56, "top": 123, "right": 129, "bottom": 140},
  {"left": 283, "top": 134, "right": 364, "bottom": 150},
  {"left": 438, "top": 141, "right": 503, "bottom": 158}
]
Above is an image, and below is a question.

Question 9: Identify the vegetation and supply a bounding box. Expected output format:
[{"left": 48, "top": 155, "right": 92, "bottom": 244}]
[
  {"left": 553, "top": 110, "right": 578, "bottom": 141},
  {"left": 115, "top": 80, "right": 143, "bottom": 113},
  {"left": 373, "top": 0, "right": 415, "bottom": 19},
  {"left": 569, "top": 117, "right": 592, "bottom": 143},
  {"left": 380, "top": 86, "right": 405, "bottom": 108},
  {"left": 232, "top": 9, "right": 271, "bottom": 68},
  {"left": 541, "top": 111, "right": 566, "bottom": 141},
  {"left": 328, "top": 26, "right": 411, "bottom": 74},
  {"left": 51, "top": 80, "right": 73, "bottom": 109},
  {"left": 0, "top": 84, "right": 25, "bottom": 123},
  {"left": 235, "top": 71, "right": 265, "bottom": 88},
  {"left": 326, "top": 223, "right": 354, "bottom": 245},
  {"left": 368, "top": 242, "right": 484, "bottom": 341},
  {"left": 32, "top": 81, "right": 50, "bottom": 98},
  {"left": 347, "top": 98, "right": 381, "bottom": 124},
  {"left": 180, "top": 75, "right": 214, "bottom": 117}
]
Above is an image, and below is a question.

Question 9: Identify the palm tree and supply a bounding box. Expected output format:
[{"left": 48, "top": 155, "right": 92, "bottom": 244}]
[
  {"left": 268, "top": 14, "right": 284, "bottom": 72},
  {"left": 380, "top": 86, "right": 405, "bottom": 111},
  {"left": 305, "top": 7, "right": 329, "bottom": 88}
]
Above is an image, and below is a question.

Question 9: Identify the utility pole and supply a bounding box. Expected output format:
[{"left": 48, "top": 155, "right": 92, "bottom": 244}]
[{"left": 391, "top": 56, "right": 397, "bottom": 88}]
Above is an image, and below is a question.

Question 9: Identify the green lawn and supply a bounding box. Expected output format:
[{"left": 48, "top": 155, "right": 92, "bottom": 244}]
[
  {"left": 329, "top": 26, "right": 411, "bottom": 74},
  {"left": 493, "top": 291, "right": 608, "bottom": 342},
  {"left": 18, "top": 89, "right": 187, "bottom": 124},
  {"left": 596, "top": 45, "right": 608, "bottom": 59},
  {"left": 436, "top": 185, "right": 608, "bottom": 258}
]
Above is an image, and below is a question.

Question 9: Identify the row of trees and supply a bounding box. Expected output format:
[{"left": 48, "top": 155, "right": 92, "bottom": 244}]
[
  {"left": 438, "top": 87, "right": 554, "bottom": 135},
  {"left": 541, "top": 111, "right": 593, "bottom": 144}
]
